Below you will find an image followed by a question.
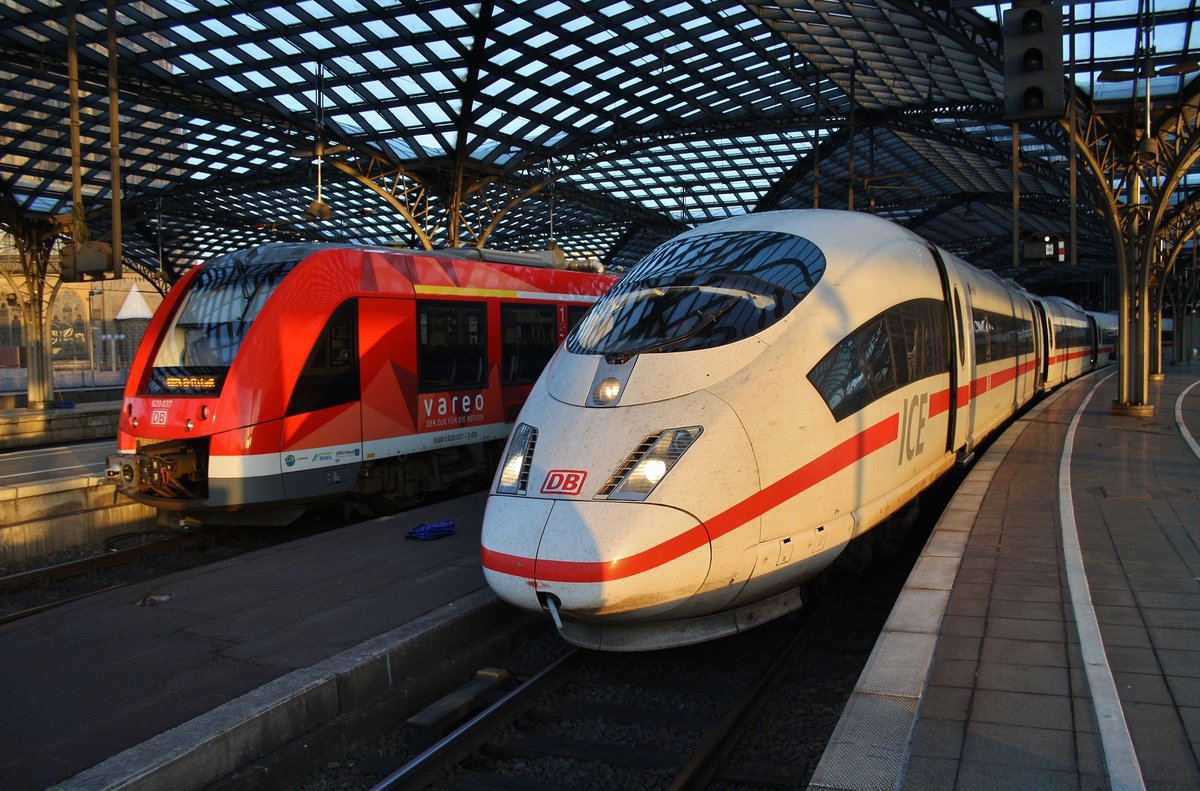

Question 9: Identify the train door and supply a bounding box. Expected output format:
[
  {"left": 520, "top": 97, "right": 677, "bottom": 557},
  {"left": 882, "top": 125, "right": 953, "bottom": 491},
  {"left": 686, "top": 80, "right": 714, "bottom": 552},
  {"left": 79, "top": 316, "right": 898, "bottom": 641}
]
[
  {"left": 1029, "top": 298, "right": 1046, "bottom": 391},
  {"left": 930, "top": 247, "right": 973, "bottom": 456},
  {"left": 358, "top": 295, "right": 418, "bottom": 452},
  {"left": 1033, "top": 300, "right": 1050, "bottom": 389},
  {"left": 501, "top": 302, "right": 558, "bottom": 422},
  {"left": 281, "top": 299, "right": 364, "bottom": 500},
  {"left": 1087, "top": 314, "right": 1099, "bottom": 368}
]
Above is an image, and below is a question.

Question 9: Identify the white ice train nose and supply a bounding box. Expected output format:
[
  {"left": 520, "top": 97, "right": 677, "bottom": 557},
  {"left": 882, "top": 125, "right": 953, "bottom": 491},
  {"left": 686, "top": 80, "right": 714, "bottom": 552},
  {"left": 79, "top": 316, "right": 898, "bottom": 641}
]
[
  {"left": 482, "top": 494, "right": 711, "bottom": 619},
  {"left": 481, "top": 377, "right": 761, "bottom": 646}
]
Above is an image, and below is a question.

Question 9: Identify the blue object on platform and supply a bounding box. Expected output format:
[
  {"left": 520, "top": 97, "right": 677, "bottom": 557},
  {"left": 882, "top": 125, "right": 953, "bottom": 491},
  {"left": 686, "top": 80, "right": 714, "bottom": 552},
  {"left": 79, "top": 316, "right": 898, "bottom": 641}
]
[{"left": 405, "top": 520, "right": 455, "bottom": 540}]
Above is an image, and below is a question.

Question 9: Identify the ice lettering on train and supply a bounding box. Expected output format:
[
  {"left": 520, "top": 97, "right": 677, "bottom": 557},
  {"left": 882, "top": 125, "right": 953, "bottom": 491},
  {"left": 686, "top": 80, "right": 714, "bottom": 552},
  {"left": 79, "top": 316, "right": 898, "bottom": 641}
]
[{"left": 899, "top": 392, "right": 929, "bottom": 464}]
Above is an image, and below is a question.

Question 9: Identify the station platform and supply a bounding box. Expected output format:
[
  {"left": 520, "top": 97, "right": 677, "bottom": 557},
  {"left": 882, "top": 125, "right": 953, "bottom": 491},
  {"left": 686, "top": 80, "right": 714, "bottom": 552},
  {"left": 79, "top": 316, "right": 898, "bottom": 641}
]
[
  {"left": 812, "top": 367, "right": 1200, "bottom": 791},
  {"left": 0, "top": 491, "right": 528, "bottom": 791},
  {"left": 0, "top": 406, "right": 150, "bottom": 564},
  {"left": 0, "top": 399, "right": 120, "bottom": 451}
]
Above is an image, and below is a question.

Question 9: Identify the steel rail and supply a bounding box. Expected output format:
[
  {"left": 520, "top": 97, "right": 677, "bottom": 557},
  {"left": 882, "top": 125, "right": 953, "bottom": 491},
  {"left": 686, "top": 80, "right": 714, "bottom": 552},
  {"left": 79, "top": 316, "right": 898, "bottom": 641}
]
[{"left": 369, "top": 647, "right": 583, "bottom": 791}]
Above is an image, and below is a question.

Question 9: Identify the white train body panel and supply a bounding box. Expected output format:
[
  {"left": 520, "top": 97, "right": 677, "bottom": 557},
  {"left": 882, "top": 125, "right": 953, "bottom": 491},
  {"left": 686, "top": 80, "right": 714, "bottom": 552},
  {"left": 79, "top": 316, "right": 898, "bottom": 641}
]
[{"left": 481, "top": 209, "right": 1101, "bottom": 651}]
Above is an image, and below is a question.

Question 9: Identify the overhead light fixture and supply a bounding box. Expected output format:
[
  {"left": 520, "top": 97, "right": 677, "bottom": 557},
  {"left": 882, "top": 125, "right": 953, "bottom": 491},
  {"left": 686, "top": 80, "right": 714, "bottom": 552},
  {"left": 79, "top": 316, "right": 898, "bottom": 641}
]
[{"left": 306, "top": 199, "right": 331, "bottom": 221}]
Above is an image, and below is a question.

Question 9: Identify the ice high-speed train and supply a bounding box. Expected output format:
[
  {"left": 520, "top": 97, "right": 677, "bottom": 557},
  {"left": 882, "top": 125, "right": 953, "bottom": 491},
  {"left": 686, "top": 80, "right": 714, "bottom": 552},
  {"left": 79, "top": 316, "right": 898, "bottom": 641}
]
[
  {"left": 481, "top": 210, "right": 1102, "bottom": 651},
  {"left": 106, "top": 243, "right": 615, "bottom": 523}
]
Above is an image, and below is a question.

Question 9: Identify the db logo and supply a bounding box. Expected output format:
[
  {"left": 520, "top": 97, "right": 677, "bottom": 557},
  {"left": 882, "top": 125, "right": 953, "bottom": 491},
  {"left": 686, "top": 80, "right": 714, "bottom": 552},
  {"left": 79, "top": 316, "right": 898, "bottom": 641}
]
[
  {"left": 541, "top": 470, "right": 587, "bottom": 496},
  {"left": 151, "top": 410, "right": 168, "bottom": 426}
]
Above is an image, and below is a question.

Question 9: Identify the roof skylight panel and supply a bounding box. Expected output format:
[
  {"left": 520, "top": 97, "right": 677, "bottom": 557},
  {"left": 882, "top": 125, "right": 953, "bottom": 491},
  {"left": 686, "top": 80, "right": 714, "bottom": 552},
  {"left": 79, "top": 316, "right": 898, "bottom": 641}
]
[
  {"left": 299, "top": 30, "right": 336, "bottom": 50},
  {"left": 177, "top": 51, "right": 216, "bottom": 72},
  {"left": 214, "top": 74, "right": 253, "bottom": 94},
  {"left": 363, "top": 17, "right": 410, "bottom": 39},
  {"left": 199, "top": 17, "right": 238, "bottom": 38},
  {"left": 328, "top": 24, "right": 367, "bottom": 46},
  {"left": 490, "top": 47, "right": 520, "bottom": 67},
  {"left": 167, "top": 21, "right": 206, "bottom": 45},
  {"left": 295, "top": 1, "right": 335, "bottom": 22}
]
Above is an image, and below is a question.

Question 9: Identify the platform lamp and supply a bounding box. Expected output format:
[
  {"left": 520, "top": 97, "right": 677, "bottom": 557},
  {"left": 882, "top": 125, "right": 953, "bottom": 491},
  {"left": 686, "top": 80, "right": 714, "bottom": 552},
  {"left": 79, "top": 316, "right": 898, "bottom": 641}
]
[{"left": 304, "top": 61, "right": 333, "bottom": 222}]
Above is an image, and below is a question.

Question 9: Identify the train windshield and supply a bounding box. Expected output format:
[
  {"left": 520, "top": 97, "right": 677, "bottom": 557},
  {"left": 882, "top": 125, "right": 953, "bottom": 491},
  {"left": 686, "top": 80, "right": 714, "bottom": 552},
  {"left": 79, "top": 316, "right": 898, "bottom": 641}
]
[
  {"left": 146, "top": 248, "right": 302, "bottom": 394},
  {"left": 568, "top": 230, "right": 824, "bottom": 361}
]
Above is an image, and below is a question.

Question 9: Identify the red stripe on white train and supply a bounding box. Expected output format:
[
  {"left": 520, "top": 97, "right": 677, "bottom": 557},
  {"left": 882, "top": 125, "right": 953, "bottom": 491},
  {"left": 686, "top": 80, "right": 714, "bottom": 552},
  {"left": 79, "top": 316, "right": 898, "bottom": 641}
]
[{"left": 480, "top": 345, "right": 1094, "bottom": 585}]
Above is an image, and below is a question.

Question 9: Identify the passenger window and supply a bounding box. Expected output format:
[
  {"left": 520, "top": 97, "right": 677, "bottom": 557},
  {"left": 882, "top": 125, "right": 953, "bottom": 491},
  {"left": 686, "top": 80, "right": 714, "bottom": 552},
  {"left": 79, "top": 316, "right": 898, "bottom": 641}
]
[
  {"left": 287, "top": 300, "right": 359, "bottom": 415},
  {"left": 418, "top": 301, "right": 487, "bottom": 391},
  {"left": 808, "top": 299, "right": 948, "bottom": 421},
  {"left": 972, "top": 307, "right": 1034, "bottom": 364},
  {"left": 567, "top": 305, "right": 589, "bottom": 332},
  {"left": 501, "top": 304, "right": 556, "bottom": 384},
  {"left": 974, "top": 311, "right": 995, "bottom": 363}
]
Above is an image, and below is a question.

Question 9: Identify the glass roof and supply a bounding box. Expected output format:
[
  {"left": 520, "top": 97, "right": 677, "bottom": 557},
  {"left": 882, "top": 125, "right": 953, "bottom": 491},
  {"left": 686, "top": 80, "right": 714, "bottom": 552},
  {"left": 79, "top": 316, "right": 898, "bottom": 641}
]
[{"left": 0, "top": 0, "right": 1196, "bottom": 300}]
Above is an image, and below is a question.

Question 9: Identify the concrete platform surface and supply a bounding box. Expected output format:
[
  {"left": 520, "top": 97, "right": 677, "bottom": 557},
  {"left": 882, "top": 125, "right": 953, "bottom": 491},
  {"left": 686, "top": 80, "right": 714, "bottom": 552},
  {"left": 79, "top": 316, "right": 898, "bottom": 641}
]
[
  {"left": 0, "top": 491, "right": 514, "bottom": 791},
  {"left": 812, "top": 367, "right": 1200, "bottom": 791}
]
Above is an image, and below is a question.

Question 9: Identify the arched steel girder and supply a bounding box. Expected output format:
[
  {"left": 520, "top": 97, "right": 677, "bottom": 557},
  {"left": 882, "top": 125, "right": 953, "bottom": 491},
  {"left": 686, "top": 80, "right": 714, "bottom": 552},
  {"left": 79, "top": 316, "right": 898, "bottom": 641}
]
[
  {"left": 884, "top": 0, "right": 1002, "bottom": 68},
  {"left": 1144, "top": 94, "right": 1200, "bottom": 240},
  {"left": 1054, "top": 86, "right": 1200, "bottom": 405},
  {"left": 1160, "top": 197, "right": 1200, "bottom": 266},
  {"left": 754, "top": 103, "right": 1082, "bottom": 215},
  {"left": 316, "top": 111, "right": 857, "bottom": 250},
  {"left": 755, "top": 126, "right": 846, "bottom": 211},
  {"left": 899, "top": 190, "right": 1106, "bottom": 234}
]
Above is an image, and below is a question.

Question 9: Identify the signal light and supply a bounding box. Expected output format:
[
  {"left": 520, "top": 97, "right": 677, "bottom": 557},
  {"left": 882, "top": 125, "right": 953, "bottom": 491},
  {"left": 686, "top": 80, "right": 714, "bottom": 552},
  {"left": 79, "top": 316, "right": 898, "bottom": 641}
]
[
  {"left": 1022, "top": 234, "right": 1066, "bottom": 265},
  {"left": 1002, "top": 2, "right": 1065, "bottom": 121}
]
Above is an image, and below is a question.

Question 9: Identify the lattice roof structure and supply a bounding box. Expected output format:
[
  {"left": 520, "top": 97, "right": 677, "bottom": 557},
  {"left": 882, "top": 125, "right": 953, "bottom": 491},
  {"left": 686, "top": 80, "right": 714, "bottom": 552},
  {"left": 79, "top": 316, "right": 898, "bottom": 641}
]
[{"left": 1, "top": 1, "right": 1198, "bottom": 305}]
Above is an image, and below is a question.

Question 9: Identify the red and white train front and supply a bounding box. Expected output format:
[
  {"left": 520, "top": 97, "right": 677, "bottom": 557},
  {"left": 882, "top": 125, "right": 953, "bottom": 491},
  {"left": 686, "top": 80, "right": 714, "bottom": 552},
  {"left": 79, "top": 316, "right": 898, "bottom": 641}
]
[
  {"left": 107, "top": 243, "right": 614, "bottom": 522},
  {"left": 481, "top": 209, "right": 1098, "bottom": 651}
]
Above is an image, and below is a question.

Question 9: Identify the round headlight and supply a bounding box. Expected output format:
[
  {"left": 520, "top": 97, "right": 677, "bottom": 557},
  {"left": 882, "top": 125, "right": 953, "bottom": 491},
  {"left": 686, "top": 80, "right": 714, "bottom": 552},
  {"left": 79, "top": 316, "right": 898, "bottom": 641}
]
[
  {"left": 642, "top": 458, "right": 668, "bottom": 484},
  {"left": 593, "top": 377, "right": 621, "bottom": 405},
  {"left": 185, "top": 418, "right": 194, "bottom": 431}
]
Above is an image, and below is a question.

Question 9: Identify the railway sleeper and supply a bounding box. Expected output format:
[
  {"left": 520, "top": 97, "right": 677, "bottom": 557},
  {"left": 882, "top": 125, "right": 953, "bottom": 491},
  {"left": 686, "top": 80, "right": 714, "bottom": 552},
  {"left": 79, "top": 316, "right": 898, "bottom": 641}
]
[
  {"left": 482, "top": 731, "right": 687, "bottom": 770},
  {"left": 406, "top": 667, "right": 510, "bottom": 751},
  {"left": 450, "top": 769, "right": 576, "bottom": 791},
  {"left": 526, "top": 698, "right": 702, "bottom": 731}
]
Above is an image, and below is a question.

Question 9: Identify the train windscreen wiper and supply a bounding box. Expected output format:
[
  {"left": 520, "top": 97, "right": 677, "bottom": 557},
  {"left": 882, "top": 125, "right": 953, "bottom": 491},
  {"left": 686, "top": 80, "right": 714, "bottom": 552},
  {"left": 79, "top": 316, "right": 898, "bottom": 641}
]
[{"left": 604, "top": 298, "right": 738, "bottom": 364}]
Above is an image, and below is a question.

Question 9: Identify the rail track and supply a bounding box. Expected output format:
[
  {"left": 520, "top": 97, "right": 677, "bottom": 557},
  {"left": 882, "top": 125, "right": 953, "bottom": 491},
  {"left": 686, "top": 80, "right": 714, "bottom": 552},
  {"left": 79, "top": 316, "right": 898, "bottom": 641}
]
[
  {"left": 361, "top": 509, "right": 929, "bottom": 791},
  {"left": 261, "top": 465, "right": 965, "bottom": 791}
]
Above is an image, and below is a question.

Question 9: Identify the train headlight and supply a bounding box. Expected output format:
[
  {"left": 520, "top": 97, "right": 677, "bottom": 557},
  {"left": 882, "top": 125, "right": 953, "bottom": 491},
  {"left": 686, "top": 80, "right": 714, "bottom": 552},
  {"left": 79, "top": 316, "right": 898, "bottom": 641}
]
[
  {"left": 593, "top": 377, "right": 621, "bottom": 405},
  {"left": 642, "top": 458, "right": 667, "bottom": 484},
  {"left": 600, "top": 426, "right": 702, "bottom": 500},
  {"left": 496, "top": 423, "right": 538, "bottom": 495}
]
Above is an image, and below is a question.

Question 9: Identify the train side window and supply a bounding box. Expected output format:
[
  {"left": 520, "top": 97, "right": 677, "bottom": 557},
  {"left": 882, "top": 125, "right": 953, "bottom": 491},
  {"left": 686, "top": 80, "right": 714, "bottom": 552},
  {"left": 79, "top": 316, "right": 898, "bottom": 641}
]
[
  {"left": 287, "top": 300, "right": 360, "bottom": 416},
  {"left": 1055, "top": 322, "right": 1085, "bottom": 350},
  {"left": 808, "top": 299, "right": 947, "bottom": 421},
  {"left": 973, "top": 310, "right": 993, "bottom": 363},
  {"left": 501, "top": 304, "right": 556, "bottom": 384},
  {"left": 418, "top": 300, "right": 488, "bottom": 391},
  {"left": 567, "top": 305, "right": 589, "bottom": 332},
  {"left": 972, "top": 307, "right": 1034, "bottom": 364}
]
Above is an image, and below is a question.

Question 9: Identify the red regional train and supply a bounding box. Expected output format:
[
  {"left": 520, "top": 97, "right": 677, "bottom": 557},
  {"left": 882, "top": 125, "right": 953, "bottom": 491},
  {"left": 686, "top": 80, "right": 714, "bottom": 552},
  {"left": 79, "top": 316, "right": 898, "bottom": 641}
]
[{"left": 106, "top": 243, "right": 616, "bottom": 524}]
